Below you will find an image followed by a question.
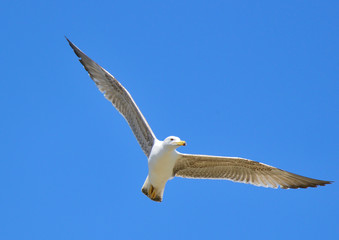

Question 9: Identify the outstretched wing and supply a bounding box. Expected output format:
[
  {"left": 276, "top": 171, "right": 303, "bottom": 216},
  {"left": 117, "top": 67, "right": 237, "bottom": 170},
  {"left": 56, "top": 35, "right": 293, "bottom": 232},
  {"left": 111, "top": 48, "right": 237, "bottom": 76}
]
[
  {"left": 67, "top": 38, "right": 156, "bottom": 157},
  {"left": 173, "top": 153, "right": 331, "bottom": 189}
]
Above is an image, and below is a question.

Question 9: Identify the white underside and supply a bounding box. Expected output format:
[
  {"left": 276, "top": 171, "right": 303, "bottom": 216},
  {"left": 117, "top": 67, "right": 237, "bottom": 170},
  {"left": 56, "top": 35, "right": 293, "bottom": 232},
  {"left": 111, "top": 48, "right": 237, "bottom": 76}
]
[{"left": 146, "top": 140, "right": 179, "bottom": 193}]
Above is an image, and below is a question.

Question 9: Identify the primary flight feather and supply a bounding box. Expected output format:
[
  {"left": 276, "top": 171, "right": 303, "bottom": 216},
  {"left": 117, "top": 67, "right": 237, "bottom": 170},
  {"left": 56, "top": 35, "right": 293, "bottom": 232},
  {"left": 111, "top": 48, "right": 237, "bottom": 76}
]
[{"left": 66, "top": 38, "right": 331, "bottom": 202}]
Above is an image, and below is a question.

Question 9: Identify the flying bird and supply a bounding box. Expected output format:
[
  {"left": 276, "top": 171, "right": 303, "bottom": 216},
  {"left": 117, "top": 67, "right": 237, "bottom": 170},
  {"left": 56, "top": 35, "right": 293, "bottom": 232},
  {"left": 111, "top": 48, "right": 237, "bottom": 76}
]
[{"left": 66, "top": 38, "right": 332, "bottom": 202}]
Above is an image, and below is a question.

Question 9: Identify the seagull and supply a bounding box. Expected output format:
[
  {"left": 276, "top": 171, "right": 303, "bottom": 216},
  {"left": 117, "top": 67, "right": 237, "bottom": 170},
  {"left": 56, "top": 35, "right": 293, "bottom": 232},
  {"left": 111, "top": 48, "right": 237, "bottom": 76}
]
[{"left": 66, "top": 38, "right": 332, "bottom": 202}]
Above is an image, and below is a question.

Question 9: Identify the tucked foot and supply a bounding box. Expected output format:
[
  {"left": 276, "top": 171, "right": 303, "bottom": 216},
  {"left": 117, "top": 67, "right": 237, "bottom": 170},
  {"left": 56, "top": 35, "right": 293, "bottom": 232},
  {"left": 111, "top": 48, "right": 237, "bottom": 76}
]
[
  {"left": 148, "top": 185, "right": 154, "bottom": 197},
  {"left": 142, "top": 184, "right": 162, "bottom": 202}
]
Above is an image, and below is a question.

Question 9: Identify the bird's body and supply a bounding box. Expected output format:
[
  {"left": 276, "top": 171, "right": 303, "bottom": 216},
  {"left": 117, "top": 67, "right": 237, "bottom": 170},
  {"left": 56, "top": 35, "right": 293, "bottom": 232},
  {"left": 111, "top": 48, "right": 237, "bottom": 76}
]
[
  {"left": 143, "top": 139, "right": 178, "bottom": 201},
  {"left": 67, "top": 38, "right": 332, "bottom": 202},
  {"left": 148, "top": 140, "right": 177, "bottom": 189},
  {"left": 143, "top": 137, "right": 186, "bottom": 201}
]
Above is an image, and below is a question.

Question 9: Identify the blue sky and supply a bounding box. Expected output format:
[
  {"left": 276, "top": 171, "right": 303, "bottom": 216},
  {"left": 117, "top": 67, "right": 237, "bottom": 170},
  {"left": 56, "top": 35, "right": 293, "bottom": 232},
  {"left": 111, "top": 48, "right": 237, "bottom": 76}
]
[{"left": 1, "top": 1, "right": 338, "bottom": 239}]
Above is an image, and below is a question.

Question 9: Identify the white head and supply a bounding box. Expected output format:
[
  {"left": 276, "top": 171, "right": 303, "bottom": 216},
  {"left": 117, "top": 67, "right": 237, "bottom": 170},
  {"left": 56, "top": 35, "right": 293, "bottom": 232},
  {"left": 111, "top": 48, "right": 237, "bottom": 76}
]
[{"left": 163, "top": 136, "right": 186, "bottom": 148}]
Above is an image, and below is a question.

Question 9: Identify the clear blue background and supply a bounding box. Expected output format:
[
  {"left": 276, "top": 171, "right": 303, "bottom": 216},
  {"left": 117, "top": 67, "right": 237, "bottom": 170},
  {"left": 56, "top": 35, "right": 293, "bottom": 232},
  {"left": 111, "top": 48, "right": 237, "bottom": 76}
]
[{"left": 1, "top": 1, "right": 338, "bottom": 239}]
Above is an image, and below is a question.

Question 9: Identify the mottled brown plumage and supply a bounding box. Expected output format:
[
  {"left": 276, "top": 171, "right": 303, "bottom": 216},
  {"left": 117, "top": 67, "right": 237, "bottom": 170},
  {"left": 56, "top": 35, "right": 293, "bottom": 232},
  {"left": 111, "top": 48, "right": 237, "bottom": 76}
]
[
  {"left": 66, "top": 38, "right": 155, "bottom": 157},
  {"left": 174, "top": 154, "right": 331, "bottom": 189}
]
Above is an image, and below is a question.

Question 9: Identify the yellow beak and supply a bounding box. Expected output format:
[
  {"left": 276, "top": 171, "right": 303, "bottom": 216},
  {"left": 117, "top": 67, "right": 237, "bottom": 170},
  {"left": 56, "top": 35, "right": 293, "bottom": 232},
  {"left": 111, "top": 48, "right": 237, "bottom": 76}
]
[{"left": 176, "top": 141, "right": 186, "bottom": 146}]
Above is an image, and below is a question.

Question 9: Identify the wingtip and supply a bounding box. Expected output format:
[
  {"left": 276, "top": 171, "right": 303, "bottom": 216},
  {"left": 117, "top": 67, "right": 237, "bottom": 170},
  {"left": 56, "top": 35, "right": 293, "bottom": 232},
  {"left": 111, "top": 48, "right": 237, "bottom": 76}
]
[
  {"left": 65, "top": 37, "right": 84, "bottom": 60},
  {"left": 318, "top": 180, "right": 333, "bottom": 186},
  {"left": 65, "top": 35, "right": 70, "bottom": 43},
  {"left": 281, "top": 180, "right": 333, "bottom": 189},
  {"left": 65, "top": 36, "right": 74, "bottom": 48}
]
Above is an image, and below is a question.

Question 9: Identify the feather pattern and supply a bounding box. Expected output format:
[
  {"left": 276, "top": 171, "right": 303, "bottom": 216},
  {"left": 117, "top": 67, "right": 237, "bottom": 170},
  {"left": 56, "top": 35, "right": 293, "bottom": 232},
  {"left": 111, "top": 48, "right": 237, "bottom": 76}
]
[
  {"left": 173, "top": 153, "right": 331, "bottom": 189},
  {"left": 66, "top": 38, "right": 155, "bottom": 157},
  {"left": 67, "top": 38, "right": 332, "bottom": 202}
]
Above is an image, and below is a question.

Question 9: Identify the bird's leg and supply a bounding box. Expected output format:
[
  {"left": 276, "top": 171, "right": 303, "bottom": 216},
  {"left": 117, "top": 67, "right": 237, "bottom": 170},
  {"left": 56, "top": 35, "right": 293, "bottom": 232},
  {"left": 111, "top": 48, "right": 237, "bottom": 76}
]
[
  {"left": 150, "top": 190, "right": 156, "bottom": 199},
  {"left": 148, "top": 185, "right": 156, "bottom": 199},
  {"left": 148, "top": 185, "right": 154, "bottom": 196}
]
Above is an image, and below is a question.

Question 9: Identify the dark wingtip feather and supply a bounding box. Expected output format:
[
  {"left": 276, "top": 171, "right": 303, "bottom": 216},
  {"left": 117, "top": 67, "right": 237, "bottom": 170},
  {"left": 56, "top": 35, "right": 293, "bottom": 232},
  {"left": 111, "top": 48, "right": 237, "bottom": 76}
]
[
  {"left": 282, "top": 180, "right": 332, "bottom": 189},
  {"left": 65, "top": 36, "right": 74, "bottom": 50},
  {"left": 65, "top": 37, "right": 85, "bottom": 60}
]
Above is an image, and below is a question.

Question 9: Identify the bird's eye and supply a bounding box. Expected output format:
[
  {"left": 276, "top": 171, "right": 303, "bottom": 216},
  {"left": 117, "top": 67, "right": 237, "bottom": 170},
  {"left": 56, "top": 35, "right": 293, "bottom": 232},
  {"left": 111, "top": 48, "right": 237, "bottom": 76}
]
[{"left": 170, "top": 138, "right": 174, "bottom": 141}]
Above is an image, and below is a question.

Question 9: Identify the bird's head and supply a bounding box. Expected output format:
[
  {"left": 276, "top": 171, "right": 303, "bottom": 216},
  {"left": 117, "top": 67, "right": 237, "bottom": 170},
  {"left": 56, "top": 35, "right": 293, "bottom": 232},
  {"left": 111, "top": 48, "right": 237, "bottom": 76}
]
[{"left": 163, "top": 136, "right": 186, "bottom": 148}]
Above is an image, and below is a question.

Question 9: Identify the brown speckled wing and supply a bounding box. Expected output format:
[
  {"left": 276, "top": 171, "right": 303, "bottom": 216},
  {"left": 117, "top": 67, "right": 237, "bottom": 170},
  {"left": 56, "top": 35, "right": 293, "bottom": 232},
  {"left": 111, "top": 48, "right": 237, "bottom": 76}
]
[
  {"left": 173, "top": 153, "right": 332, "bottom": 189},
  {"left": 67, "top": 38, "right": 155, "bottom": 157}
]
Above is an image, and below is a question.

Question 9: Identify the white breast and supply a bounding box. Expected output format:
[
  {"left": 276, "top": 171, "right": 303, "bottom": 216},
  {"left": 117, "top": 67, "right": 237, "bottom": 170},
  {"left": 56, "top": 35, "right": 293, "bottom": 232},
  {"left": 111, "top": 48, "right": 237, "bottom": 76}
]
[{"left": 147, "top": 140, "right": 179, "bottom": 189}]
